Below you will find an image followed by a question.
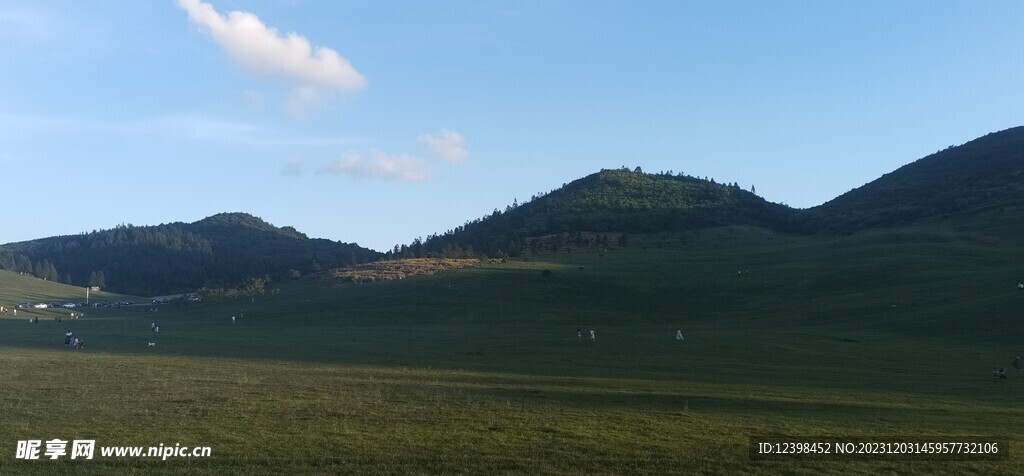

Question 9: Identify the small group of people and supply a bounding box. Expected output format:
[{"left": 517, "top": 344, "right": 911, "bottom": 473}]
[
  {"left": 151, "top": 322, "right": 160, "bottom": 332},
  {"left": 577, "top": 329, "right": 597, "bottom": 341},
  {"left": 64, "top": 329, "right": 84, "bottom": 350}
]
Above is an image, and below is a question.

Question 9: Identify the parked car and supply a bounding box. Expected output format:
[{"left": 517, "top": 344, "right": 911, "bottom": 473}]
[
  {"left": 62, "top": 303, "right": 76, "bottom": 308},
  {"left": 16, "top": 302, "right": 30, "bottom": 309},
  {"left": 33, "top": 303, "right": 48, "bottom": 309}
]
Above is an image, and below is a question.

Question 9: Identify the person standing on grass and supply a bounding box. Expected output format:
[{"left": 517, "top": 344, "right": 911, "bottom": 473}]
[
  {"left": 676, "top": 329, "right": 684, "bottom": 341},
  {"left": 577, "top": 328, "right": 581, "bottom": 341},
  {"left": 65, "top": 330, "right": 72, "bottom": 346},
  {"left": 589, "top": 329, "right": 596, "bottom": 341},
  {"left": 232, "top": 315, "right": 236, "bottom": 323}
]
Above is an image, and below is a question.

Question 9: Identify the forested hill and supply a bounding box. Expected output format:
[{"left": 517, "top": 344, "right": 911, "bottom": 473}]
[
  {"left": 811, "top": 126, "right": 1024, "bottom": 233},
  {"left": 0, "top": 213, "right": 381, "bottom": 296},
  {"left": 404, "top": 169, "right": 804, "bottom": 258}
]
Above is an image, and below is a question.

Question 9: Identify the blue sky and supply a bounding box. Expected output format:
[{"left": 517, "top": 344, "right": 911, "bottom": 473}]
[{"left": 2, "top": 1, "right": 1023, "bottom": 251}]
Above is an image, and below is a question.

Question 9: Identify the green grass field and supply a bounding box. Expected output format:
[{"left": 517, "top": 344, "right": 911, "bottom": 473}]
[{"left": 2, "top": 226, "right": 1023, "bottom": 473}]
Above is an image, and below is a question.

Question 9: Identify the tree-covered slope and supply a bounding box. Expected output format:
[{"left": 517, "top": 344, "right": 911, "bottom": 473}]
[
  {"left": 811, "top": 126, "right": 1024, "bottom": 232},
  {"left": 409, "top": 169, "right": 803, "bottom": 258},
  {"left": 0, "top": 212, "right": 381, "bottom": 295}
]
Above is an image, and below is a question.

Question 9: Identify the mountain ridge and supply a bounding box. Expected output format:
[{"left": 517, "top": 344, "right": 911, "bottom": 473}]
[
  {"left": 811, "top": 126, "right": 1024, "bottom": 232},
  {"left": 3, "top": 126, "right": 1022, "bottom": 292},
  {"left": 0, "top": 213, "right": 380, "bottom": 295}
]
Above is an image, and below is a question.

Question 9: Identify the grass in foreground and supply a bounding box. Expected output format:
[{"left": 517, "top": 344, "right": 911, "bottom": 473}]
[{"left": 1, "top": 225, "right": 1023, "bottom": 473}]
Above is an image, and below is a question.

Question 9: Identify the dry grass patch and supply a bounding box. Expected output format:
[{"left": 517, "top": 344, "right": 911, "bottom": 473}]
[{"left": 331, "top": 258, "right": 482, "bottom": 283}]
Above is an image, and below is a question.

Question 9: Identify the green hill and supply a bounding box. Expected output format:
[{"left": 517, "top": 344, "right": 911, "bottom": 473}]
[
  {"left": 411, "top": 169, "right": 804, "bottom": 258},
  {"left": 0, "top": 212, "right": 381, "bottom": 296},
  {"left": 402, "top": 127, "right": 1024, "bottom": 259},
  {"left": 811, "top": 126, "right": 1024, "bottom": 234}
]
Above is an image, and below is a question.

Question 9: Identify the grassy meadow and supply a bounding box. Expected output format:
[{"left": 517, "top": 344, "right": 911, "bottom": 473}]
[{"left": 1, "top": 226, "right": 1023, "bottom": 473}]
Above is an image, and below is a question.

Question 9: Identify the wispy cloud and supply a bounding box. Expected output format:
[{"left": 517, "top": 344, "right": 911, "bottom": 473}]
[
  {"left": 419, "top": 128, "right": 469, "bottom": 164},
  {"left": 323, "top": 151, "right": 428, "bottom": 183},
  {"left": 288, "top": 129, "right": 467, "bottom": 182},
  {"left": 178, "top": 0, "right": 366, "bottom": 91}
]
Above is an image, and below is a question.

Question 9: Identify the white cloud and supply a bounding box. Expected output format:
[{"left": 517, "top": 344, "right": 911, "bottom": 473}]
[
  {"left": 178, "top": 0, "right": 366, "bottom": 91},
  {"left": 419, "top": 129, "right": 469, "bottom": 164},
  {"left": 324, "top": 151, "right": 428, "bottom": 183}
]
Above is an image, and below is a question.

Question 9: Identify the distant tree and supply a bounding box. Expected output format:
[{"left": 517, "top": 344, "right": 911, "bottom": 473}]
[
  {"left": 287, "top": 269, "right": 301, "bottom": 279},
  {"left": 241, "top": 277, "right": 266, "bottom": 297},
  {"left": 0, "top": 249, "right": 14, "bottom": 270},
  {"left": 634, "top": 166, "right": 643, "bottom": 173},
  {"left": 14, "top": 254, "right": 30, "bottom": 273},
  {"left": 751, "top": 184, "right": 756, "bottom": 194},
  {"left": 89, "top": 271, "right": 106, "bottom": 288},
  {"left": 618, "top": 233, "right": 630, "bottom": 247},
  {"left": 43, "top": 261, "right": 59, "bottom": 282}
]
